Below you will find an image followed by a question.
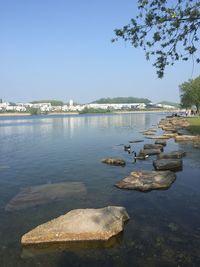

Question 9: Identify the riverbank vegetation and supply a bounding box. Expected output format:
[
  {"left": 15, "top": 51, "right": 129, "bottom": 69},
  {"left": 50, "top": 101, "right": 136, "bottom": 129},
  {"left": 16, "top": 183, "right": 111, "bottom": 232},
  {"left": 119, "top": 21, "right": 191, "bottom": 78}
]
[
  {"left": 79, "top": 107, "right": 112, "bottom": 114},
  {"left": 186, "top": 117, "right": 200, "bottom": 135},
  {"left": 180, "top": 75, "right": 200, "bottom": 114}
]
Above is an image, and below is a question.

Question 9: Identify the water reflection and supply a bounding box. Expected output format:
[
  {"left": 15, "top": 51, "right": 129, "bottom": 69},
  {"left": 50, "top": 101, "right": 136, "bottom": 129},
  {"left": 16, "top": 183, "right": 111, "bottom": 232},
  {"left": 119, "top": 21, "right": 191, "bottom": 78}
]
[
  {"left": 21, "top": 232, "right": 123, "bottom": 258},
  {"left": 0, "top": 113, "right": 154, "bottom": 137}
]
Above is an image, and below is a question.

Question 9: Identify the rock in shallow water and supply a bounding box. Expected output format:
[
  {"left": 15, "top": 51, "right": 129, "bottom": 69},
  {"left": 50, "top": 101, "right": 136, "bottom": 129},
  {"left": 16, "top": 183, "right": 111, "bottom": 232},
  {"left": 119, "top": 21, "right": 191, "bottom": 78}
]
[
  {"left": 153, "top": 159, "right": 183, "bottom": 171},
  {"left": 158, "top": 150, "right": 186, "bottom": 159},
  {"left": 155, "top": 140, "right": 167, "bottom": 146},
  {"left": 175, "top": 135, "right": 197, "bottom": 142},
  {"left": 21, "top": 206, "right": 129, "bottom": 245},
  {"left": 101, "top": 158, "right": 126, "bottom": 166},
  {"left": 5, "top": 182, "right": 87, "bottom": 211},
  {"left": 115, "top": 170, "right": 176, "bottom": 192},
  {"left": 144, "top": 144, "right": 164, "bottom": 150},
  {"left": 139, "top": 148, "right": 161, "bottom": 156}
]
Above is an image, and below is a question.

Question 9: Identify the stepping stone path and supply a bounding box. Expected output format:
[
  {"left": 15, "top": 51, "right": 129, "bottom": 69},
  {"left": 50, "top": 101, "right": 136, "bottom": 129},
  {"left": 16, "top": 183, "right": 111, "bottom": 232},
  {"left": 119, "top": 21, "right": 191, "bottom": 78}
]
[
  {"left": 153, "top": 159, "right": 182, "bottom": 171},
  {"left": 101, "top": 158, "right": 126, "bottom": 166},
  {"left": 115, "top": 170, "right": 176, "bottom": 192},
  {"left": 21, "top": 206, "right": 129, "bottom": 245}
]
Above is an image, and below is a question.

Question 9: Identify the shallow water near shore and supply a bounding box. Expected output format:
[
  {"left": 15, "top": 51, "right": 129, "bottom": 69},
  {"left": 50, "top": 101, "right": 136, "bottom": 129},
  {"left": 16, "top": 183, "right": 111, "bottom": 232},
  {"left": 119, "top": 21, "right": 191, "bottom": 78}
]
[{"left": 0, "top": 113, "right": 200, "bottom": 267}]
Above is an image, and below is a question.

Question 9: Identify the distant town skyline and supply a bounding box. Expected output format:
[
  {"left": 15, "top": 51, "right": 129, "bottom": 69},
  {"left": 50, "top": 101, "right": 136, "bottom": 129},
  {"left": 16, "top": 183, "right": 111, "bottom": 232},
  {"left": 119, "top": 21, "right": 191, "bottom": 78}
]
[{"left": 1, "top": 0, "right": 199, "bottom": 104}]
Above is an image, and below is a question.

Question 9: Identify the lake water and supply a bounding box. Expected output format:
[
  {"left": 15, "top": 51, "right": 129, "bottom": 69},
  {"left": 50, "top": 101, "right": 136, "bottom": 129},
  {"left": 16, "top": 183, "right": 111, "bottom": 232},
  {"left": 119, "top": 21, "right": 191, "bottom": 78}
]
[{"left": 0, "top": 113, "right": 200, "bottom": 267}]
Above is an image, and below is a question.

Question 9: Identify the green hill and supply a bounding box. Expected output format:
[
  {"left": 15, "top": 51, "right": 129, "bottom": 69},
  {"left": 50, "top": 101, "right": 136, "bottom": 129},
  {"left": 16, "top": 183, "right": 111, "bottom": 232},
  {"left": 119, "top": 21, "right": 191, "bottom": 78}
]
[{"left": 92, "top": 97, "right": 151, "bottom": 104}]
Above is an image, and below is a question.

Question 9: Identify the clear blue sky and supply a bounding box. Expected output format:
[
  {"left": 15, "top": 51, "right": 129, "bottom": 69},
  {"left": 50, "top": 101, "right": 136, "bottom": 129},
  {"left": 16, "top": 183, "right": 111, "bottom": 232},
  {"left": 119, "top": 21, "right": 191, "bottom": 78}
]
[{"left": 0, "top": 0, "right": 199, "bottom": 104}]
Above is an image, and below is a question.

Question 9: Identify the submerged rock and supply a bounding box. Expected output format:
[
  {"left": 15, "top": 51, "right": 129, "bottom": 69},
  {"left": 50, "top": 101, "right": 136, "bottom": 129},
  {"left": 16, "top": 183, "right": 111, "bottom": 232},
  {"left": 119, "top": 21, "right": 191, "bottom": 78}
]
[
  {"left": 21, "top": 206, "right": 129, "bottom": 245},
  {"left": 153, "top": 159, "right": 183, "bottom": 171},
  {"left": 115, "top": 170, "right": 176, "bottom": 192},
  {"left": 128, "top": 139, "right": 144, "bottom": 143},
  {"left": 158, "top": 151, "right": 186, "bottom": 159},
  {"left": 5, "top": 182, "right": 87, "bottom": 211},
  {"left": 146, "top": 135, "right": 170, "bottom": 139},
  {"left": 144, "top": 144, "right": 164, "bottom": 150},
  {"left": 101, "top": 158, "right": 126, "bottom": 166}
]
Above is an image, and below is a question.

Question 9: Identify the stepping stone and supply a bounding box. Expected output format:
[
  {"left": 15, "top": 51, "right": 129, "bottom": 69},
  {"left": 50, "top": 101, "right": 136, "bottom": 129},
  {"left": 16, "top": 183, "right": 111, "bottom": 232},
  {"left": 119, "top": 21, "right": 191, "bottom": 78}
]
[
  {"left": 144, "top": 144, "right": 164, "bottom": 150},
  {"left": 128, "top": 139, "right": 144, "bottom": 143},
  {"left": 143, "top": 131, "right": 156, "bottom": 136},
  {"left": 115, "top": 170, "right": 176, "bottom": 192},
  {"left": 5, "top": 182, "right": 87, "bottom": 211},
  {"left": 145, "top": 135, "right": 170, "bottom": 139},
  {"left": 153, "top": 159, "right": 182, "bottom": 171},
  {"left": 163, "top": 132, "right": 178, "bottom": 138},
  {"left": 139, "top": 148, "right": 161, "bottom": 156},
  {"left": 175, "top": 135, "right": 197, "bottom": 142},
  {"left": 158, "top": 151, "right": 186, "bottom": 159},
  {"left": 155, "top": 140, "right": 167, "bottom": 146},
  {"left": 101, "top": 158, "right": 126, "bottom": 166},
  {"left": 21, "top": 206, "right": 129, "bottom": 245}
]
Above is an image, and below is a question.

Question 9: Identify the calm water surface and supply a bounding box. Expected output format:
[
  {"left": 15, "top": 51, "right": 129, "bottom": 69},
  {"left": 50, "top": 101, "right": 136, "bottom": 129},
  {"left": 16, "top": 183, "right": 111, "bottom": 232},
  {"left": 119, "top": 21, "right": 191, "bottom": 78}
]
[{"left": 0, "top": 113, "right": 200, "bottom": 267}]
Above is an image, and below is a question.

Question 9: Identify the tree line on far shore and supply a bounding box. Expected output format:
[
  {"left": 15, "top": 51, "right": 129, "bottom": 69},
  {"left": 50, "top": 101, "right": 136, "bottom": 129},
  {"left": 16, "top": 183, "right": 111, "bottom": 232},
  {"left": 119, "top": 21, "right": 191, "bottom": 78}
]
[{"left": 180, "top": 75, "right": 200, "bottom": 114}]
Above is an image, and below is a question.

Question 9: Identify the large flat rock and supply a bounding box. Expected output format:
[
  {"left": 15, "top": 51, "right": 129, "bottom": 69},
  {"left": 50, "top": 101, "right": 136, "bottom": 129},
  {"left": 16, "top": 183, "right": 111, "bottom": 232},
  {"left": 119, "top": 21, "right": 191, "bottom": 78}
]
[
  {"left": 153, "top": 159, "right": 183, "bottom": 171},
  {"left": 158, "top": 151, "right": 186, "bottom": 159},
  {"left": 101, "top": 158, "right": 126, "bottom": 166},
  {"left": 115, "top": 171, "right": 176, "bottom": 192},
  {"left": 21, "top": 206, "right": 129, "bottom": 245},
  {"left": 6, "top": 182, "right": 87, "bottom": 211}
]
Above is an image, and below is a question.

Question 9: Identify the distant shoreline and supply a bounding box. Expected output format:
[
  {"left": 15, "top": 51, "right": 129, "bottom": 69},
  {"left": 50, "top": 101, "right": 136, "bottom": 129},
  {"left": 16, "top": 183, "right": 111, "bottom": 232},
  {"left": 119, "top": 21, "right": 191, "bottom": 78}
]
[
  {"left": 0, "top": 112, "right": 79, "bottom": 117},
  {"left": 0, "top": 110, "right": 179, "bottom": 117}
]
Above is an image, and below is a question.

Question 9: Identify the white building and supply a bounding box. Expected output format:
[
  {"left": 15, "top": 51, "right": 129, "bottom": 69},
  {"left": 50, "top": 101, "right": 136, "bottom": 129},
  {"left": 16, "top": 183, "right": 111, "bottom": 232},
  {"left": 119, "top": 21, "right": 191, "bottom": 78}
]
[{"left": 86, "top": 103, "right": 146, "bottom": 110}]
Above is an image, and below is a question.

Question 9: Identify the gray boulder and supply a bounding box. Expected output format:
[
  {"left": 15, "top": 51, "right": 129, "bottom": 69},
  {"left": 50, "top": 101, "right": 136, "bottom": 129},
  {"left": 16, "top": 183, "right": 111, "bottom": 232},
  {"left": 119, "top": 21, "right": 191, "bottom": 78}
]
[
  {"left": 153, "top": 159, "right": 182, "bottom": 171},
  {"left": 101, "top": 158, "right": 126, "bottom": 166},
  {"left": 115, "top": 170, "right": 176, "bottom": 192},
  {"left": 158, "top": 151, "right": 186, "bottom": 159},
  {"left": 21, "top": 206, "right": 129, "bottom": 245}
]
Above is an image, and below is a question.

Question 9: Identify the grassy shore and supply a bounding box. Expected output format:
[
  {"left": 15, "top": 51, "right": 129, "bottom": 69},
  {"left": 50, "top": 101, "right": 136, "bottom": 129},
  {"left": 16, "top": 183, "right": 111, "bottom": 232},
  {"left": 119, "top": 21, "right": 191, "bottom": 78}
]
[{"left": 186, "top": 117, "right": 200, "bottom": 135}]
